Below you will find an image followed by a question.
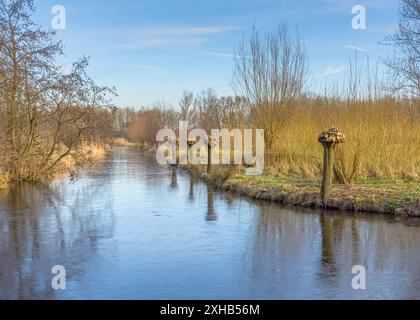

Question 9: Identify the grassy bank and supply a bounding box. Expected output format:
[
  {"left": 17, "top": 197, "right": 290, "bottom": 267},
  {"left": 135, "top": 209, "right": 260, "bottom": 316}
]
[
  {"left": 0, "top": 142, "right": 110, "bottom": 189},
  {"left": 0, "top": 170, "right": 7, "bottom": 189},
  {"left": 183, "top": 164, "right": 420, "bottom": 217},
  {"left": 264, "top": 100, "right": 420, "bottom": 183},
  {"left": 112, "top": 138, "right": 141, "bottom": 147},
  {"left": 60, "top": 142, "right": 110, "bottom": 173}
]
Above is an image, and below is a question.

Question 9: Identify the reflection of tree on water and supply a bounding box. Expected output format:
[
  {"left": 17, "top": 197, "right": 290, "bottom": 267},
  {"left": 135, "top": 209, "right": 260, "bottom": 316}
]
[
  {"left": 0, "top": 179, "right": 115, "bottom": 299},
  {"left": 317, "top": 212, "right": 344, "bottom": 286},
  {"left": 247, "top": 204, "right": 420, "bottom": 298},
  {"left": 316, "top": 212, "right": 420, "bottom": 298},
  {"left": 0, "top": 184, "right": 52, "bottom": 299},
  {"left": 188, "top": 175, "right": 195, "bottom": 200},
  {"left": 319, "top": 213, "right": 347, "bottom": 273},
  {"left": 1, "top": 147, "right": 420, "bottom": 299},
  {"left": 169, "top": 166, "right": 178, "bottom": 189},
  {"left": 111, "top": 147, "right": 166, "bottom": 188},
  {"left": 206, "top": 187, "right": 217, "bottom": 221},
  {"left": 246, "top": 205, "right": 321, "bottom": 295}
]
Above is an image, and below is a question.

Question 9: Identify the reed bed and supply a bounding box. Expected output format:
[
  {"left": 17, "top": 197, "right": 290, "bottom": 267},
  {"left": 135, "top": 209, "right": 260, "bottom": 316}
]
[{"left": 266, "top": 98, "right": 420, "bottom": 183}]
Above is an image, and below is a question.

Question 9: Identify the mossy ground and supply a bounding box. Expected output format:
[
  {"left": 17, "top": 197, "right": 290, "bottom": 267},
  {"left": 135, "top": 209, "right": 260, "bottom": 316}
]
[{"left": 183, "top": 165, "right": 420, "bottom": 216}]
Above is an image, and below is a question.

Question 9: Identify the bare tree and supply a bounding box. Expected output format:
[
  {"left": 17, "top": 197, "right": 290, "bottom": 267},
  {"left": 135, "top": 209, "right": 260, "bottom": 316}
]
[
  {"left": 127, "top": 107, "right": 166, "bottom": 146},
  {"left": 192, "top": 88, "right": 225, "bottom": 131},
  {"left": 179, "top": 90, "right": 194, "bottom": 124},
  {"left": 0, "top": 0, "right": 115, "bottom": 182},
  {"left": 383, "top": 0, "right": 420, "bottom": 97},
  {"left": 219, "top": 95, "right": 249, "bottom": 129},
  {"left": 111, "top": 107, "right": 137, "bottom": 138},
  {"left": 233, "top": 23, "right": 308, "bottom": 148}
]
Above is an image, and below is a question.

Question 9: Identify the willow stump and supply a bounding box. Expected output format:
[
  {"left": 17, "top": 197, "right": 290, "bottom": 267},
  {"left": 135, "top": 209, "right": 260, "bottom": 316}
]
[
  {"left": 187, "top": 140, "right": 195, "bottom": 163},
  {"left": 207, "top": 136, "right": 216, "bottom": 174},
  {"left": 318, "top": 128, "right": 345, "bottom": 205}
]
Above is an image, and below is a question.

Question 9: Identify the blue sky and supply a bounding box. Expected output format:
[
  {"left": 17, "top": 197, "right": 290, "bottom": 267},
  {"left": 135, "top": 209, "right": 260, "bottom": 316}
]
[{"left": 32, "top": 0, "right": 399, "bottom": 108}]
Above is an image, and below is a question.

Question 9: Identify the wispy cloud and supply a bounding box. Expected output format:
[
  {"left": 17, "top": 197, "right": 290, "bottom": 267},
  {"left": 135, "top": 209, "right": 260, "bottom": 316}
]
[
  {"left": 122, "top": 64, "right": 158, "bottom": 71},
  {"left": 56, "top": 65, "right": 73, "bottom": 75},
  {"left": 134, "top": 38, "right": 206, "bottom": 48},
  {"left": 321, "top": 0, "right": 394, "bottom": 12},
  {"left": 121, "top": 26, "right": 235, "bottom": 49},
  {"left": 340, "top": 44, "right": 371, "bottom": 53},
  {"left": 141, "top": 26, "right": 234, "bottom": 37},
  {"left": 312, "top": 65, "right": 346, "bottom": 78},
  {"left": 200, "top": 51, "right": 253, "bottom": 60},
  {"left": 201, "top": 51, "right": 237, "bottom": 58}
]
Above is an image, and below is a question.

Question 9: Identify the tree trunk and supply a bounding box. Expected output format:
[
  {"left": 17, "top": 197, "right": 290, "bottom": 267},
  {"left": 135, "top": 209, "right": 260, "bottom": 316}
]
[
  {"left": 207, "top": 145, "right": 212, "bottom": 174},
  {"left": 321, "top": 144, "right": 334, "bottom": 205}
]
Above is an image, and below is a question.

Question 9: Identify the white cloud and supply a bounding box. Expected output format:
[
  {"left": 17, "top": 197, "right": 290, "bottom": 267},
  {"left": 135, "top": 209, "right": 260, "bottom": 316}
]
[
  {"left": 324, "top": 65, "right": 346, "bottom": 76},
  {"left": 200, "top": 51, "right": 253, "bottom": 60},
  {"left": 121, "top": 26, "right": 235, "bottom": 49},
  {"left": 57, "top": 65, "right": 72, "bottom": 75},
  {"left": 141, "top": 26, "right": 234, "bottom": 37},
  {"left": 340, "top": 44, "right": 371, "bottom": 53},
  {"left": 312, "top": 65, "right": 346, "bottom": 78},
  {"left": 134, "top": 38, "right": 206, "bottom": 48},
  {"left": 200, "top": 51, "right": 238, "bottom": 59}
]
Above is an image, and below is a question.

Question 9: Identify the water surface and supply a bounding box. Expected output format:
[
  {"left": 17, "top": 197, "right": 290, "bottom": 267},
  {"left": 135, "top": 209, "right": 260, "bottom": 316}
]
[{"left": 0, "top": 147, "right": 419, "bottom": 299}]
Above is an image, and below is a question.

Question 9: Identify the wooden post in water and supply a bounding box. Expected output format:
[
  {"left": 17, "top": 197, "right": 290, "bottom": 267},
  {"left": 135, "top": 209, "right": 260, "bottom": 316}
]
[
  {"left": 175, "top": 137, "right": 180, "bottom": 165},
  {"left": 187, "top": 140, "right": 195, "bottom": 164},
  {"left": 207, "top": 137, "right": 212, "bottom": 174},
  {"left": 318, "top": 128, "right": 345, "bottom": 205}
]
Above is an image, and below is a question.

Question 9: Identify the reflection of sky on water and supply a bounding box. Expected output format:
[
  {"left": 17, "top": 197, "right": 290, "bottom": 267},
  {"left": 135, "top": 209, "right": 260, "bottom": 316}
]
[{"left": 0, "top": 147, "right": 419, "bottom": 299}]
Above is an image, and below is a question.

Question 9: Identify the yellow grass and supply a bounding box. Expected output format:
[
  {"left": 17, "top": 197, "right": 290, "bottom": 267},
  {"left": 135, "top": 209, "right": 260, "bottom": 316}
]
[
  {"left": 0, "top": 170, "right": 8, "bottom": 189},
  {"left": 113, "top": 137, "right": 130, "bottom": 146},
  {"left": 59, "top": 142, "right": 110, "bottom": 175},
  {"left": 266, "top": 98, "right": 420, "bottom": 183}
]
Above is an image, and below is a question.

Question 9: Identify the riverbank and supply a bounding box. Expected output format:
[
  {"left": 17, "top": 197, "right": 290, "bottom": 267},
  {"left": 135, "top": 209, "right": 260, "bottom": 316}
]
[
  {"left": 0, "top": 142, "right": 110, "bottom": 190},
  {"left": 0, "top": 170, "right": 7, "bottom": 189},
  {"left": 62, "top": 142, "right": 110, "bottom": 176},
  {"left": 182, "top": 164, "right": 420, "bottom": 217},
  {"left": 113, "top": 138, "right": 141, "bottom": 147}
]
